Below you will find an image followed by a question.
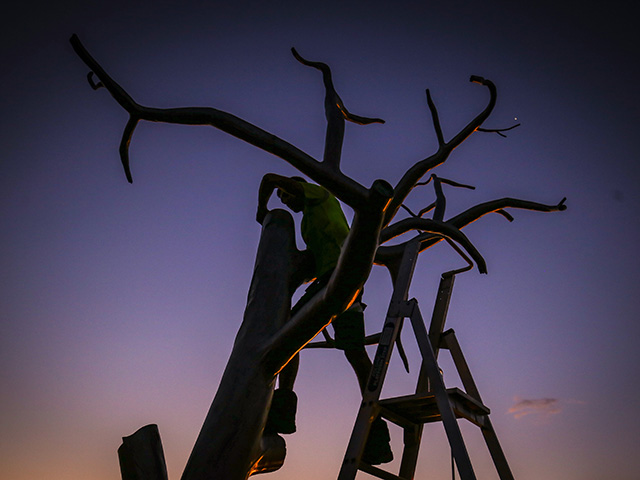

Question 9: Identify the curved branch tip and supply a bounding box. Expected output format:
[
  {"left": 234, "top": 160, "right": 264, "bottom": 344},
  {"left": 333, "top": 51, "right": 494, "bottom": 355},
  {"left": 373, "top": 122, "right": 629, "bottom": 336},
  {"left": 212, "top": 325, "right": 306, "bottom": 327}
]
[
  {"left": 477, "top": 123, "right": 521, "bottom": 137},
  {"left": 557, "top": 197, "right": 567, "bottom": 210},
  {"left": 87, "top": 72, "right": 104, "bottom": 90},
  {"left": 469, "top": 75, "right": 496, "bottom": 92},
  {"left": 119, "top": 117, "right": 139, "bottom": 184},
  {"left": 291, "top": 47, "right": 320, "bottom": 69},
  {"left": 495, "top": 209, "right": 514, "bottom": 222}
]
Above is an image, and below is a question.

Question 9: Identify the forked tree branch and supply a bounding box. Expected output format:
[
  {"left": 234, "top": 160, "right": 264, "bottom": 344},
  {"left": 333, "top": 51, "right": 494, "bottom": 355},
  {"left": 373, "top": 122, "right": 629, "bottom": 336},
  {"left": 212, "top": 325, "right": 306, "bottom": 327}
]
[
  {"left": 70, "top": 35, "right": 375, "bottom": 209},
  {"left": 400, "top": 202, "right": 436, "bottom": 218},
  {"left": 375, "top": 197, "right": 567, "bottom": 268},
  {"left": 379, "top": 217, "right": 487, "bottom": 274},
  {"left": 383, "top": 76, "right": 497, "bottom": 227},
  {"left": 291, "top": 48, "right": 384, "bottom": 172},
  {"left": 71, "top": 34, "right": 497, "bottom": 226},
  {"left": 70, "top": 33, "right": 396, "bottom": 373},
  {"left": 71, "top": 33, "right": 565, "bottom": 339}
]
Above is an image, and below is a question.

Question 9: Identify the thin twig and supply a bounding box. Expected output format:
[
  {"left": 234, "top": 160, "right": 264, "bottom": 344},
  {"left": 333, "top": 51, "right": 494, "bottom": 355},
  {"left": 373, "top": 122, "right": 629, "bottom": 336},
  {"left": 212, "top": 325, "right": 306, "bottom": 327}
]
[
  {"left": 477, "top": 123, "right": 521, "bottom": 137},
  {"left": 426, "top": 89, "right": 445, "bottom": 147}
]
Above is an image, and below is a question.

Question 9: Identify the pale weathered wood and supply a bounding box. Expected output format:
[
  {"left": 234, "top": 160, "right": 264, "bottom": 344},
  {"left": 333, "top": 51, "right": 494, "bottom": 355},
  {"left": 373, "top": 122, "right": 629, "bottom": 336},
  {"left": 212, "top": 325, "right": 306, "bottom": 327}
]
[
  {"left": 181, "top": 210, "right": 298, "bottom": 480},
  {"left": 118, "top": 424, "right": 168, "bottom": 480}
]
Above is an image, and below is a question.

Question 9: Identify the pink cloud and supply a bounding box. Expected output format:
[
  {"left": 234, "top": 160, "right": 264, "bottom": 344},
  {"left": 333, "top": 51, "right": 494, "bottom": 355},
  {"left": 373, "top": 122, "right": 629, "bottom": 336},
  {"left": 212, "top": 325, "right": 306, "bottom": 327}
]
[{"left": 508, "top": 397, "right": 561, "bottom": 419}]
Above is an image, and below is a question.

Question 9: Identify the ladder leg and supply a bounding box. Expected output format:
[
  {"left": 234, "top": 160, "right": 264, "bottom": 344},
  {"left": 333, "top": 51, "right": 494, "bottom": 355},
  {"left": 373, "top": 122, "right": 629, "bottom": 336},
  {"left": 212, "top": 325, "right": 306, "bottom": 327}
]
[
  {"left": 338, "top": 242, "right": 421, "bottom": 480},
  {"left": 398, "top": 423, "right": 422, "bottom": 479},
  {"left": 338, "top": 403, "right": 379, "bottom": 480},
  {"left": 481, "top": 418, "right": 515, "bottom": 480},
  {"left": 426, "top": 357, "right": 475, "bottom": 480},
  {"left": 396, "top": 273, "right": 455, "bottom": 479},
  {"left": 408, "top": 303, "right": 476, "bottom": 480},
  {"left": 337, "top": 241, "right": 515, "bottom": 480},
  {"left": 443, "top": 330, "right": 515, "bottom": 480},
  {"left": 338, "top": 304, "right": 407, "bottom": 479}
]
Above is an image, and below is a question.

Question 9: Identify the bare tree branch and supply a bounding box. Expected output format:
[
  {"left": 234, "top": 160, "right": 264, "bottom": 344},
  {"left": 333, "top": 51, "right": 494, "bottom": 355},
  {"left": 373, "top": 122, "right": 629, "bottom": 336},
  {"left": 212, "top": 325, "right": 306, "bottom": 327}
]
[
  {"left": 376, "top": 196, "right": 566, "bottom": 269},
  {"left": 181, "top": 209, "right": 299, "bottom": 480},
  {"left": 378, "top": 217, "right": 487, "bottom": 274},
  {"left": 495, "top": 209, "right": 515, "bottom": 221},
  {"left": 477, "top": 123, "right": 521, "bottom": 137},
  {"left": 398, "top": 173, "right": 476, "bottom": 226},
  {"left": 87, "top": 72, "right": 104, "bottom": 90},
  {"left": 291, "top": 48, "right": 384, "bottom": 172},
  {"left": 446, "top": 196, "right": 566, "bottom": 229},
  {"left": 383, "top": 76, "right": 497, "bottom": 227},
  {"left": 119, "top": 117, "right": 139, "bottom": 184},
  {"left": 70, "top": 35, "right": 375, "bottom": 209},
  {"left": 436, "top": 177, "right": 476, "bottom": 190},
  {"left": 426, "top": 89, "right": 445, "bottom": 147},
  {"left": 400, "top": 203, "right": 436, "bottom": 218}
]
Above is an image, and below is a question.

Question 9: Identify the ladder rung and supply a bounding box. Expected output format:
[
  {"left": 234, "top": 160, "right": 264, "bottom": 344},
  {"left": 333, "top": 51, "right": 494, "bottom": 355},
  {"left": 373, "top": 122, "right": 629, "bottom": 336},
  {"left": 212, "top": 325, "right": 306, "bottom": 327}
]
[
  {"left": 379, "top": 388, "right": 490, "bottom": 428},
  {"left": 358, "top": 461, "right": 409, "bottom": 480}
]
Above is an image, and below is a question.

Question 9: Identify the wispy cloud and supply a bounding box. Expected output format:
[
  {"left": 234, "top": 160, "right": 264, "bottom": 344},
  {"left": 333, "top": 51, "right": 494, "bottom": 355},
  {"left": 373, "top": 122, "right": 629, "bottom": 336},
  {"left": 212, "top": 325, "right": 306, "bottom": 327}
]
[{"left": 508, "top": 397, "right": 561, "bottom": 419}]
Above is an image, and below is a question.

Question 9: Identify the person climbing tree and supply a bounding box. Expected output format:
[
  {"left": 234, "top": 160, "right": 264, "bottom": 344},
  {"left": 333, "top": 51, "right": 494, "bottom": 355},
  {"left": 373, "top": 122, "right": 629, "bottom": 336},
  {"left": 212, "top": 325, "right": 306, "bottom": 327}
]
[{"left": 256, "top": 173, "right": 393, "bottom": 464}]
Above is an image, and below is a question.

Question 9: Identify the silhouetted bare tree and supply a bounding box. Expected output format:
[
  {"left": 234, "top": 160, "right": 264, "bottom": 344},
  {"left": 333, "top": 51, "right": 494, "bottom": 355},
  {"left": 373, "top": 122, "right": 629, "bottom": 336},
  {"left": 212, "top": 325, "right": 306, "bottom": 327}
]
[{"left": 71, "top": 35, "right": 566, "bottom": 480}]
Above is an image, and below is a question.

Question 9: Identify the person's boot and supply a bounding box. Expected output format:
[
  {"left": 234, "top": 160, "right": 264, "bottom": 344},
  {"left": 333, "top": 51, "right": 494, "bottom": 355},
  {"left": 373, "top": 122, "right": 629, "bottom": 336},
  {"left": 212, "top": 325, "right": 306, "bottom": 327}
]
[
  {"left": 264, "top": 389, "right": 297, "bottom": 434},
  {"left": 362, "top": 417, "right": 393, "bottom": 465}
]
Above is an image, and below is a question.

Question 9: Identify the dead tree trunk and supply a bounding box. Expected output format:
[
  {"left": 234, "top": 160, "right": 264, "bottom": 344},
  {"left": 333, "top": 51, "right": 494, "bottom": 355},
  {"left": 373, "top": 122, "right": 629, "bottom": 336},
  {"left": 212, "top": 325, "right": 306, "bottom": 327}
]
[{"left": 182, "top": 209, "right": 299, "bottom": 479}]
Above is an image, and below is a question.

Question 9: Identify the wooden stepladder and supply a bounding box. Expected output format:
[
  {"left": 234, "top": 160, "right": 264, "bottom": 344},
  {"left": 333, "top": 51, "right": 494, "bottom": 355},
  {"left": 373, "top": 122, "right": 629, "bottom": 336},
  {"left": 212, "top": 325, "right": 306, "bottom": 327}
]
[{"left": 337, "top": 240, "right": 515, "bottom": 480}]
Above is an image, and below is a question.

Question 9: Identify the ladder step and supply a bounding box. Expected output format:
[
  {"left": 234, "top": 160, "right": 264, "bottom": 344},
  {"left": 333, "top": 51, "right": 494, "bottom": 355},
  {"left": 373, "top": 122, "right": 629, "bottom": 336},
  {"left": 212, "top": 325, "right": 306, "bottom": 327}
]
[
  {"left": 358, "top": 461, "right": 409, "bottom": 480},
  {"left": 379, "top": 388, "right": 490, "bottom": 428}
]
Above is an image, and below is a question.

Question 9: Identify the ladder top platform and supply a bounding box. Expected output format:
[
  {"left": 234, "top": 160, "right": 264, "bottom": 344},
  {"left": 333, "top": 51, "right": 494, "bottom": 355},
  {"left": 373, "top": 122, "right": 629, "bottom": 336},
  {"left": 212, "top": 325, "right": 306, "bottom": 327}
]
[{"left": 379, "top": 388, "right": 490, "bottom": 427}]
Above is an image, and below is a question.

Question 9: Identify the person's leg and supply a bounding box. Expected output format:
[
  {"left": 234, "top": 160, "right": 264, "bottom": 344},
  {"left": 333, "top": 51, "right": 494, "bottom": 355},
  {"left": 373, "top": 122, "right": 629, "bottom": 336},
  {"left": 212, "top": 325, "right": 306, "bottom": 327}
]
[
  {"left": 265, "top": 354, "right": 299, "bottom": 434},
  {"left": 344, "top": 347, "right": 372, "bottom": 393},
  {"left": 276, "top": 276, "right": 324, "bottom": 392},
  {"left": 265, "top": 276, "right": 327, "bottom": 434},
  {"left": 333, "top": 303, "right": 369, "bottom": 388},
  {"left": 277, "top": 353, "right": 299, "bottom": 391}
]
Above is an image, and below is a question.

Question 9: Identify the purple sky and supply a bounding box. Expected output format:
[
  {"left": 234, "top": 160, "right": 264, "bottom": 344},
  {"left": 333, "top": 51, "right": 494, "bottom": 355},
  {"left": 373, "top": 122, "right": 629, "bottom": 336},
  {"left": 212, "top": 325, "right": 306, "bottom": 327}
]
[{"left": 1, "top": 1, "right": 639, "bottom": 479}]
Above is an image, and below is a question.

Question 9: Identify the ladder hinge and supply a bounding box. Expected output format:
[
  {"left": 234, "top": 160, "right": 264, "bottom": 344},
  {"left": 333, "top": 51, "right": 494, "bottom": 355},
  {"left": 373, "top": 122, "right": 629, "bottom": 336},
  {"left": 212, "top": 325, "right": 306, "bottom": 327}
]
[{"left": 388, "top": 298, "right": 417, "bottom": 318}]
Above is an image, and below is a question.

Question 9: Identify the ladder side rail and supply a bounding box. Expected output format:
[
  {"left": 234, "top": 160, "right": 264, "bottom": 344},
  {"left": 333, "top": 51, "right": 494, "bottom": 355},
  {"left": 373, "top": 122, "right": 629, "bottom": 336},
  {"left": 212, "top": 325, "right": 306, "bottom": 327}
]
[
  {"left": 415, "top": 272, "right": 457, "bottom": 394},
  {"left": 338, "top": 402, "right": 382, "bottom": 480},
  {"left": 407, "top": 302, "right": 477, "bottom": 480},
  {"left": 366, "top": 238, "right": 421, "bottom": 397},
  {"left": 427, "top": 273, "right": 456, "bottom": 356},
  {"left": 398, "top": 306, "right": 427, "bottom": 478},
  {"left": 398, "top": 271, "right": 457, "bottom": 479},
  {"left": 339, "top": 307, "right": 407, "bottom": 479},
  {"left": 442, "top": 330, "right": 515, "bottom": 480},
  {"left": 398, "top": 423, "right": 421, "bottom": 480},
  {"left": 478, "top": 416, "right": 515, "bottom": 480},
  {"left": 359, "top": 462, "right": 409, "bottom": 480},
  {"left": 338, "top": 241, "right": 421, "bottom": 480},
  {"left": 427, "top": 235, "right": 474, "bottom": 360},
  {"left": 441, "top": 330, "right": 482, "bottom": 402}
]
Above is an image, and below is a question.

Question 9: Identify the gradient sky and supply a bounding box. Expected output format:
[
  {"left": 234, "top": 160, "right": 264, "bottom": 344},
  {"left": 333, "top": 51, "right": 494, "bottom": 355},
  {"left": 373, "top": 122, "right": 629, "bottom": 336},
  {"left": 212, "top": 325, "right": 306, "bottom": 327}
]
[{"left": 2, "top": 1, "right": 639, "bottom": 479}]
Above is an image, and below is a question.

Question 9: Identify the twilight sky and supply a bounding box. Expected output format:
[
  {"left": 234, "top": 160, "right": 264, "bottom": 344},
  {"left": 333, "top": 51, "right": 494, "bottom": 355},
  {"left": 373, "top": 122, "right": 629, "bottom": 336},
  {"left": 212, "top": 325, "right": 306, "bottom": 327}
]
[{"left": 1, "top": 1, "right": 639, "bottom": 479}]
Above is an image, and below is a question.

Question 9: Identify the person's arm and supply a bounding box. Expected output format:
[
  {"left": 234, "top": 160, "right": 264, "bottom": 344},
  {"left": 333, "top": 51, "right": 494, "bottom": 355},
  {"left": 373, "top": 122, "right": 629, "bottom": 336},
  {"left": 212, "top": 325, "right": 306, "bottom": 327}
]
[{"left": 256, "top": 173, "right": 304, "bottom": 224}]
